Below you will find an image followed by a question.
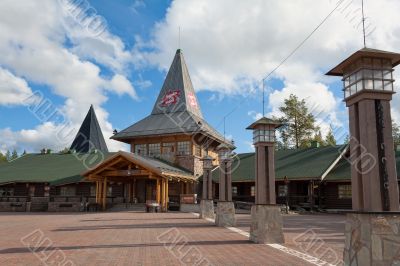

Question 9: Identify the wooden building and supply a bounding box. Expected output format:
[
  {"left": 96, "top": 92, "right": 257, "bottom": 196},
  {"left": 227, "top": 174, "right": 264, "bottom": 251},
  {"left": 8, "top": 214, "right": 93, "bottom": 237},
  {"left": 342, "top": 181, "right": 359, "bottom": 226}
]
[
  {"left": 0, "top": 49, "right": 233, "bottom": 212},
  {"left": 207, "top": 145, "right": 400, "bottom": 210}
]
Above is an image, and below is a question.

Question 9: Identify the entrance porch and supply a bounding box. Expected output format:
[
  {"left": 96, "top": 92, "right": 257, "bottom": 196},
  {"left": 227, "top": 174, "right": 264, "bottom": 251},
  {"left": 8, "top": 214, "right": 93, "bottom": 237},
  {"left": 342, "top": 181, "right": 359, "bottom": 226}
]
[{"left": 83, "top": 151, "right": 196, "bottom": 211}]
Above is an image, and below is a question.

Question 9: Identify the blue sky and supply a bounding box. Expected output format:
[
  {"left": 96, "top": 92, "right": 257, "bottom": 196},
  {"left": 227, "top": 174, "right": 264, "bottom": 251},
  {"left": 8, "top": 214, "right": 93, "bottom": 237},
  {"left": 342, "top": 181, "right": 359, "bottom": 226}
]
[{"left": 1, "top": 0, "right": 399, "bottom": 154}]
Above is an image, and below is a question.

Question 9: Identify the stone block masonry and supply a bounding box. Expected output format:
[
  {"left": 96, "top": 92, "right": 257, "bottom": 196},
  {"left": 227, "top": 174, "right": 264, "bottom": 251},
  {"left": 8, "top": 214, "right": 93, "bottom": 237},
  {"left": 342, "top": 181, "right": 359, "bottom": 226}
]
[{"left": 343, "top": 213, "right": 400, "bottom": 265}]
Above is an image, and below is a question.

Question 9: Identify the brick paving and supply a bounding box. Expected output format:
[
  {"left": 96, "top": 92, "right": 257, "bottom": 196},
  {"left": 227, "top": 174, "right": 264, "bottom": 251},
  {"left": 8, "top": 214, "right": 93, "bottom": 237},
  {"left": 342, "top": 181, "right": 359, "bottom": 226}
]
[
  {"left": 0, "top": 211, "right": 345, "bottom": 266},
  {"left": 236, "top": 212, "right": 346, "bottom": 265}
]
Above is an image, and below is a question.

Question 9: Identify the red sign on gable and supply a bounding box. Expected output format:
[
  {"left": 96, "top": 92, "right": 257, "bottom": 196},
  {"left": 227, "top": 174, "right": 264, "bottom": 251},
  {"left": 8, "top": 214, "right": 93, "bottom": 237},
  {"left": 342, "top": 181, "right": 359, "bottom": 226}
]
[
  {"left": 188, "top": 92, "right": 197, "bottom": 107},
  {"left": 161, "top": 90, "right": 180, "bottom": 106}
]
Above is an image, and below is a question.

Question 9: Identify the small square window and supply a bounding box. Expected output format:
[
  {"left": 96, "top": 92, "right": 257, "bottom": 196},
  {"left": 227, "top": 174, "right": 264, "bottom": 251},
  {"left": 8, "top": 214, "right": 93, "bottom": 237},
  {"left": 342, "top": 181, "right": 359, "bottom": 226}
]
[
  {"left": 338, "top": 185, "right": 351, "bottom": 199},
  {"left": 250, "top": 186, "right": 255, "bottom": 197},
  {"left": 232, "top": 186, "right": 238, "bottom": 196}
]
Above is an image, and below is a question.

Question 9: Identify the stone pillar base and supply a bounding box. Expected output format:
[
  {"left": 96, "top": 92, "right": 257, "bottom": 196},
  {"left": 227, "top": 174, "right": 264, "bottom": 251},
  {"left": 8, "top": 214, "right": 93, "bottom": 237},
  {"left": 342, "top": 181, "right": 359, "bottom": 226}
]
[
  {"left": 344, "top": 212, "right": 400, "bottom": 265},
  {"left": 215, "top": 201, "right": 235, "bottom": 227},
  {"left": 200, "top": 200, "right": 215, "bottom": 220},
  {"left": 250, "top": 204, "right": 284, "bottom": 244}
]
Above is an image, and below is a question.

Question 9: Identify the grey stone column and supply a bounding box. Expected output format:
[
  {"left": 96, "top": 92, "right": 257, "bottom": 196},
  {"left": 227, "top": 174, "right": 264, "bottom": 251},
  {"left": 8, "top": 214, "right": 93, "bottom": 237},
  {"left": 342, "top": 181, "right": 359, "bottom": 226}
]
[
  {"left": 246, "top": 117, "right": 284, "bottom": 244},
  {"left": 326, "top": 49, "right": 400, "bottom": 265},
  {"left": 216, "top": 146, "right": 235, "bottom": 227},
  {"left": 200, "top": 156, "right": 214, "bottom": 220}
]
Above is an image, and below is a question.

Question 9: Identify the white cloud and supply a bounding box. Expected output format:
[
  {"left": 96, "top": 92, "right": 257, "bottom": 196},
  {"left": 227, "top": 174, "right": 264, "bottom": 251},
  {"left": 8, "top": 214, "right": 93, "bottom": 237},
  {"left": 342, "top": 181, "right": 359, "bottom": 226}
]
[
  {"left": 0, "top": 0, "right": 135, "bottom": 152},
  {"left": 0, "top": 68, "right": 37, "bottom": 106},
  {"left": 134, "top": 0, "right": 400, "bottom": 136}
]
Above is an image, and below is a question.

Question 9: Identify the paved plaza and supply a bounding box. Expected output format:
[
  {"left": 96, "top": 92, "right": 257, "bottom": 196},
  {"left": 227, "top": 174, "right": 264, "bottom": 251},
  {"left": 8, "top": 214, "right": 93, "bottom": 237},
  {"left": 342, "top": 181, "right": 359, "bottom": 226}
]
[{"left": 0, "top": 211, "right": 345, "bottom": 266}]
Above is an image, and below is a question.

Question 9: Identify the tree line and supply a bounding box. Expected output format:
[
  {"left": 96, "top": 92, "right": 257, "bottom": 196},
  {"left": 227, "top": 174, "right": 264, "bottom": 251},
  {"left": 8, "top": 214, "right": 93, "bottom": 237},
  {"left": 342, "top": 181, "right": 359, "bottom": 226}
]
[
  {"left": 276, "top": 94, "right": 400, "bottom": 150},
  {"left": 0, "top": 150, "right": 26, "bottom": 163}
]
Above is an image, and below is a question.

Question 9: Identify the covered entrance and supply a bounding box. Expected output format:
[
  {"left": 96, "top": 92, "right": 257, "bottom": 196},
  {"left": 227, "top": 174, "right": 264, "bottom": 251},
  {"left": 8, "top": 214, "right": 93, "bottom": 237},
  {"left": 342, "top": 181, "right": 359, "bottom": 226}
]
[{"left": 83, "top": 151, "right": 195, "bottom": 211}]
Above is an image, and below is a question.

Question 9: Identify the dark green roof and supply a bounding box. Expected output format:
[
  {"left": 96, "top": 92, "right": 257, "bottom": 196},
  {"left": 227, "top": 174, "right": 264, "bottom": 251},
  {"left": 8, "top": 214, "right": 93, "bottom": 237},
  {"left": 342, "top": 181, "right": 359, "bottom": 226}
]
[
  {"left": 0, "top": 152, "right": 114, "bottom": 186},
  {"left": 210, "top": 145, "right": 348, "bottom": 182},
  {"left": 325, "top": 150, "right": 400, "bottom": 181}
]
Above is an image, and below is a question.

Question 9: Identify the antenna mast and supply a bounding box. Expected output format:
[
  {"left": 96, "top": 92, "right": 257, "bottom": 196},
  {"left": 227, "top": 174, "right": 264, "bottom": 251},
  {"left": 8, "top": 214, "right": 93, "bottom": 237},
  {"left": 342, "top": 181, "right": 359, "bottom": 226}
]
[
  {"left": 361, "top": 0, "right": 366, "bottom": 48},
  {"left": 179, "top": 26, "right": 181, "bottom": 49},
  {"left": 262, "top": 79, "right": 265, "bottom": 117}
]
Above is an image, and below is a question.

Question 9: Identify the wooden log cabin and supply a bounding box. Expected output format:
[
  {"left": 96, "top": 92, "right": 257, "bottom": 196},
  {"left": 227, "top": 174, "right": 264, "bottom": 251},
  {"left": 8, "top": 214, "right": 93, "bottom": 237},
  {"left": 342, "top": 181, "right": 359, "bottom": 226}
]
[{"left": 206, "top": 144, "right": 400, "bottom": 210}]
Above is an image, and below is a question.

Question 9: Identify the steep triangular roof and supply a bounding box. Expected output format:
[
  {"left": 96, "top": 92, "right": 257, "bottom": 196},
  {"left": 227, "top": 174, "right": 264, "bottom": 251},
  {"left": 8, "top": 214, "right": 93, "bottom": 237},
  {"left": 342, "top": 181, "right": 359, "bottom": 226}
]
[
  {"left": 112, "top": 50, "right": 234, "bottom": 149},
  {"left": 151, "top": 49, "right": 203, "bottom": 117},
  {"left": 70, "top": 105, "right": 109, "bottom": 153}
]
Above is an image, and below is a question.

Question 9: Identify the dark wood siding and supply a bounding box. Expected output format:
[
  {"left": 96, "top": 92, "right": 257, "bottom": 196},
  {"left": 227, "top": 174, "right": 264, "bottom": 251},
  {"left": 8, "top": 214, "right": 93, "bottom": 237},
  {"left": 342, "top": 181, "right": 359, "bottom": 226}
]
[{"left": 320, "top": 181, "right": 352, "bottom": 209}]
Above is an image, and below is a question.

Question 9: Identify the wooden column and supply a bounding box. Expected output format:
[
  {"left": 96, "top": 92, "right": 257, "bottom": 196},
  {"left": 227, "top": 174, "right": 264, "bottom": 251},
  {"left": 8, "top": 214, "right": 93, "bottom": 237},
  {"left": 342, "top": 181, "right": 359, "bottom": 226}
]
[
  {"left": 95, "top": 181, "right": 99, "bottom": 203},
  {"left": 161, "top": 179, "right": 166, "bottom": 211},
  {"left": 132, "top": 179, "right": 136, "bottom": 201},
  {"left": 156, "top": 178, "right": 161, "bottom": 204},
  {"left": 127, "top": 181, "right": 132, "bottom": 203},
  {"left": 102, "top": 177, "right": 108, "bottom": 211},
  {"left": 165, "top": 180, "right": 169, "bottom": 212},
  {"left": 97, "top": 180, "right": 103, "bottom": 205}
]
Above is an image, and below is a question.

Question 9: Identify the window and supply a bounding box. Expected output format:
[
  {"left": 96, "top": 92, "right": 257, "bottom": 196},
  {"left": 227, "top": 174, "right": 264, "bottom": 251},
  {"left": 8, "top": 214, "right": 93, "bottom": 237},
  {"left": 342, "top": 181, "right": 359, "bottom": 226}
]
[
  {"left": 107, "top": 186, "right": 112, "bottom": 197},
  {"left": 148, "top": 143, "right": 161, "bottom": 156},
  {"left": 177, "top": 141, "right": 191, "bottom": 155},
  {"left": 232, "top": 186, "right": 238, "bottom": 196},
  {"left": 278, "top": 185, "right": 288, "bottom": 197},
  {"left": 162, "top": 142, "right": 175, "bottom": 155},
  {"left": 90, "top": 185, "right": 96, "bottom": 197},
  {"left": 338, "top": 185, "right": 352, "bottom": 199},
  {"left": 60, "top": 186, "right": 76, "bottom": 196},
  {"left": 0, "top": 187, "right": 14, "bottom": 197},
  {"left": 250, "top": 186, "right": 255, "bottom": 197},
  {"left": 194, "top": 145, "right": 201, "bottom": 157},
  {"left": 135, "top": 144, "right": 147, "bottom": 155}
]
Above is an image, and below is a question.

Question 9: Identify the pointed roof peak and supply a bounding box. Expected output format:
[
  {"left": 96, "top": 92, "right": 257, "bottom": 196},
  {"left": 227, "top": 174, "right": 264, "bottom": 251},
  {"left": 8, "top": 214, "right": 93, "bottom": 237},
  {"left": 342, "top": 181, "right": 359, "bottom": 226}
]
[
  {"left": 151, "top": 49, "right": 203, "bottom": 118},
  {"left": 70, "top": 105, "right": 108, "bottom": 153}
]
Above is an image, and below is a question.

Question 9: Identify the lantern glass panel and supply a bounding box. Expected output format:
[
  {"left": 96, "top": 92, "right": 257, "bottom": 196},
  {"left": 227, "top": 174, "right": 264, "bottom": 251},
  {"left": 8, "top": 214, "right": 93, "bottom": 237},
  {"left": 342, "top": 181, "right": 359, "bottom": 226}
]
[
  {"left": 252, "top": 127, "right": 275, "bottom": 143},
  {"left": 203, "top": 158, "right": 213, "bottom": 169},
  {"left": 365, "top": 79, "right": 373, "bottom": 90}
]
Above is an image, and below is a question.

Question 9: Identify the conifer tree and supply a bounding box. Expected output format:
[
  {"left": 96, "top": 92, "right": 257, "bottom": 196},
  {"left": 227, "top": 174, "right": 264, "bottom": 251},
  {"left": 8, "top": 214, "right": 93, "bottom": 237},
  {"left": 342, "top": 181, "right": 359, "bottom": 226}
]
[
  {"left": 325, "top": 125, "right": 337, "bottom": 146},
  {"left": 278, "top": 94, "right": 317, "bottom": 149}
]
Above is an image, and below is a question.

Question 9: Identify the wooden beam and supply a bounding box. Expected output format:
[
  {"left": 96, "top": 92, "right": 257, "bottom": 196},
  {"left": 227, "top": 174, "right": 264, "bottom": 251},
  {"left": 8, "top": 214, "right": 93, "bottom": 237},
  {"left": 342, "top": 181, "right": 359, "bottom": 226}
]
[{"left": 102, "top": 169, "right": 150, "bottom": 177}]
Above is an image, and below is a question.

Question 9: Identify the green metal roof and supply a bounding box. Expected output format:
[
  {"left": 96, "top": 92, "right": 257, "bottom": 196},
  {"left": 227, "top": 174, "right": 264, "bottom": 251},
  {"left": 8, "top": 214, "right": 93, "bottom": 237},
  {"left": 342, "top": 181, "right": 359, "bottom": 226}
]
[
  {"left": 210, "top": 145, "right": 348, "bottom": 182},
  {"left": 325, "top": 150, "right": 400, "bottom": 181},
  {"left": 0, "top": 152, "right": 115, "bottom": 186}
]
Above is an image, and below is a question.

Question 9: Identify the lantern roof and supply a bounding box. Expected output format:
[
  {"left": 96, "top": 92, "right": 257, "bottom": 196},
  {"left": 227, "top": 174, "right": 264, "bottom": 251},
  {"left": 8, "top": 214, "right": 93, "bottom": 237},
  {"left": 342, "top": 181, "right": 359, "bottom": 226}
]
[
  {"left": 326, "top": 47, "right": 400, "bottom": 77},
  {"left": 216, "top": 142, "right": 233, "bottom": 151},
  {"left": 246, "top": 117, "right": 282, "bottom": 130},
  {"left": 201, "top": 154, "right": 214, "bottom": 161}
]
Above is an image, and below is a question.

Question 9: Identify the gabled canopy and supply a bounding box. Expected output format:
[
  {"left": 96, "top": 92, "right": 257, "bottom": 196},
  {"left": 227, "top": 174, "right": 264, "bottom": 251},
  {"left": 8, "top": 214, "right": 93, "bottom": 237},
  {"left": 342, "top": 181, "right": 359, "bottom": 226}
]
[
  {"left": 70, "top": 105, "right": 108, "bottom": 153},
  {"left": 83, "top": 151, "right": 195, "bottom": 182}
]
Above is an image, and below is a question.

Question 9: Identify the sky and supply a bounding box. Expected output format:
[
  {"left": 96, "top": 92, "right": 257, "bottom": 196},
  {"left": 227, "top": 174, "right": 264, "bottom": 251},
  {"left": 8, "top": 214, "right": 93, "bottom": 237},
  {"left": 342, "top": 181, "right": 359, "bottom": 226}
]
[{"left": 0, "top": 0, "right": 400, "bottom": 154}]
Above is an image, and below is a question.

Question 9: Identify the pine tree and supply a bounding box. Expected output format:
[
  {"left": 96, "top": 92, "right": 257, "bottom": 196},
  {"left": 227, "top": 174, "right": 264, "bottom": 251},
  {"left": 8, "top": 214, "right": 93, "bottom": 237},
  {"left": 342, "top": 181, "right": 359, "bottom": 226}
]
[
  {"left": 393, "top": 121, "right": 400, "bottom": 149},
  {"left": 325, "top": 125, "right": 336, "bottom": 146},
  {"left": 0, "top": 152, "right": 7, "bottom": 163},
  {"left": 22, "top": 150, "right": 27, "bottom": 156},
  {"left": 11, "top": 149, "right": 18, "bottom": 161},
  {"left": 5, "top": 150, "right": 11, "bottom": 162},
  {"left": 278, "top": 94, "right": 317, "bottom": 149},
  {"left": 312, "top": 129, "right": 325, "bottom": 147},
  {"left": 343, "top": 135, "right": 350, "bottom": 145}
]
